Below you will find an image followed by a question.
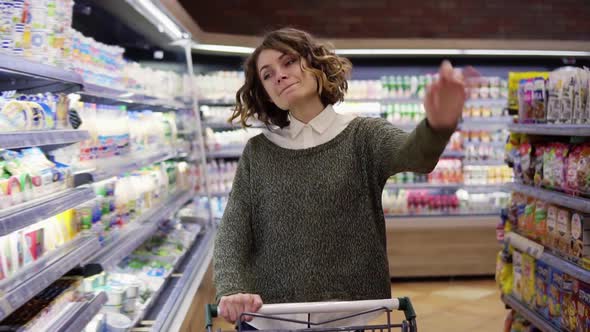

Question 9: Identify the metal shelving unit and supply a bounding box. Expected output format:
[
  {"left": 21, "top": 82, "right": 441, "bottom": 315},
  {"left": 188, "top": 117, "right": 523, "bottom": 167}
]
[
  {"left": 501, "top": 295, "right": 559, "bottom": 332},
  {"left": 0, "top": 53, "right": 83, "bottom": 94},
  {"left": 386, "top": 214, "right": 499, "bottom": 229},
  {"left": 47, "top": 292, "right": 108, "bottom": 332},
  {"left": 146, "top": 229, "right": 216, "bottom": 332},
  {"left": 0, "top": 187, "right": 95, "bottom": 236},
  {"left": 509, "top": 183, "right": 590, "bottom": 214},
  {"left": 74, "top": 150, "right": 176, "bottom": 185},
  {"left": 0, "top": 130, "right": 90, "bottom": 149},
  {"left": 206, "top": 148, "right": 245, "bottom": 159},
  {"left": 83, "top": 189, "right": 194, "bottom": 271},
  {"left": 80, "top": 83, "right": 190, "bottom": 111},
  {"left": 508, "top": 123, "right": 590, "bottom": 136},
  {"left": 0, "top": 235, "right": 101, "bottom": 321}
]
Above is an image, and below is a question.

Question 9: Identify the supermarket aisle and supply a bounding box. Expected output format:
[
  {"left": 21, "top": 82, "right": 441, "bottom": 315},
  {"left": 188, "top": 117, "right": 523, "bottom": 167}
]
[{"left": 214, "top": 279, "right": 507, "bottom": 332}]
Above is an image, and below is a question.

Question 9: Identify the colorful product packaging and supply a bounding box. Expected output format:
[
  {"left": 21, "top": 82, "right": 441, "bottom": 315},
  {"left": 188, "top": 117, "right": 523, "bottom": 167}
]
[
  {"left": 556, "top": 208, "right": 572, "bottom": 257},
  {"left": 548, "top": 269, "right": 564, "bottom": 328},
  {"left": 513, "top": 250, "right": 524, "bottom": 301},
  {"left": 521, "top": 253, "right": 536, "bottom": 308},
  {"left": 534, "top": 260, "right": 551, "bottom": 319},
  {"left": 575, "top": 279, "right": 590, "bottom": 332},
  {"left": 561, "top": 273, "right": 577, "bottom": 332}
]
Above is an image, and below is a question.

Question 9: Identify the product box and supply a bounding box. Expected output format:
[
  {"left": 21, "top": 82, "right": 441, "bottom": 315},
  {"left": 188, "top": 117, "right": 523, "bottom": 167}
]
[
  {"left": 546, "top": 204, "right": 559, "bottom": 250},
  {"left": 513, "top": 250, "right": 524, "bottom": 301},
  {"left": 548, "top": 269, "right": 564, "bottom": 329},
  {"left": 524, "top": 199, "right": 536, "bottom": 238},
  {"left": 534, "top": 260, "right": 551, "bottom": 319},
  {"left": 556, "top": 208, "right": 572, "bottom": 257},
  {"left": 534, "top": 200, "right": 548, "bottom": 244},
  {"left": 561, "top": 273, "right": 577, "bottom": 332},
  {"left": 572, "top": 212, "right": 590, "bottom": 262},
  {"left": 522, "top": 253, "right": 536, "bottom": 308},
  {"left": 575, "top": 279, "right": 590, "bottom": 332}
]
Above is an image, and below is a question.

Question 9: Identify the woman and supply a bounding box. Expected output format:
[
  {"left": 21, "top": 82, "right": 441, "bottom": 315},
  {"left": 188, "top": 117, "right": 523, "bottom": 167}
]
[{"left": 213, "top": 28, "right": 475, "bottom": 327}]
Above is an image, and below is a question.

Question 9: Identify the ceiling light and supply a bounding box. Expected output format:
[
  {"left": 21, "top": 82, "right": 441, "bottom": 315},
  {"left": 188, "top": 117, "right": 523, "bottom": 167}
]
[{"left": 126, "top": 0, "right": 183, "bottom": 40}]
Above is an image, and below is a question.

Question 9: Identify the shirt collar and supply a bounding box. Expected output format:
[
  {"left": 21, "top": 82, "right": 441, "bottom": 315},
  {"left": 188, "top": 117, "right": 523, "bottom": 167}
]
[{"left": 288, "top": 104, "right": 337, "bottom": 139}]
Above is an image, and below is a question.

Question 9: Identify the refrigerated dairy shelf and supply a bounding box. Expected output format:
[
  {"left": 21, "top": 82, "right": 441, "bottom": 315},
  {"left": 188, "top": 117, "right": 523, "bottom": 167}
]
[
  {"left": 509, "top": 183, "right": 590, "bottom": 213},
  {"left": 80, "top": 83, "right": 189, "bottom": 111},
  {"left": 83, "top": 189, "right": 194, "bottom": 271},
  {"left": 501, "top": 295, "right": 559, "bottom": 332},
  {"left": 146, "top": 229, "right": 216, "bottom": 332},
  {"left": 0, "top": 53, "right": 83, "bottom": 94},
  {"left": 506, "top": 232, "right": 590, "bottom": 284},
  {"left": 74, "top": 150, "right": 177, "bottom": 185},
  {"left": 47, "top": 292, "right": 108, "bottom": 332},
  {"left": 0, "top": 186, "right": 95, "bottom": 236},
  {"left": 0, "top": 130, "right": 90, "bottom": 149},
  {"left": 207, "top": 148, "right": 245, "bottom": 159},
  {"left": 0, "top": 235, "right": 101, "bottom": 321},
  {"left": 508, "top": 123, "right": 590, "bottom": 136}
]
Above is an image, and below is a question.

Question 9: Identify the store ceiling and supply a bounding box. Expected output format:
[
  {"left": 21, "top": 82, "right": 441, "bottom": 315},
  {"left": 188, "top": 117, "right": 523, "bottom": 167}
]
[{"left": 178, "top": 0, "right": 590, "bottom": 41}]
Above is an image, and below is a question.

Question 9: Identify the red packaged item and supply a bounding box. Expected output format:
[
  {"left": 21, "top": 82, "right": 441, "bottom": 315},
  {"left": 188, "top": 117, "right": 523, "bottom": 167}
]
[
  {"left": 533, "top": 144, "right": 546, "bottom": 187},
  {"left": 575, "top": 279, "right": 590, "bottom": 332},
  {"left": 565, "top": 143, "right": 590, "bottom": 197}
]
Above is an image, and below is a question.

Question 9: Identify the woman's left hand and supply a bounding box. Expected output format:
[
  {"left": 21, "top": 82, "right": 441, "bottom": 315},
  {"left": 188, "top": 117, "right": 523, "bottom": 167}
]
[{"left": 424, "top": 60, "right": 479, "bottom": 130}]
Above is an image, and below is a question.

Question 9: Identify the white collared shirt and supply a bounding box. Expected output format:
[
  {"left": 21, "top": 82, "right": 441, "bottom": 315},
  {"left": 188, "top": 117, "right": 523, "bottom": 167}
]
[{"left": 263, "top": 104, "right": 356, "bottom": 150}]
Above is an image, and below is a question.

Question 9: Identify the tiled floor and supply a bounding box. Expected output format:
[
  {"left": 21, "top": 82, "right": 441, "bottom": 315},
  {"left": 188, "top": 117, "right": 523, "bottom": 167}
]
[{"left": 214, "top": 278, "right": 507, "bottom": 332}]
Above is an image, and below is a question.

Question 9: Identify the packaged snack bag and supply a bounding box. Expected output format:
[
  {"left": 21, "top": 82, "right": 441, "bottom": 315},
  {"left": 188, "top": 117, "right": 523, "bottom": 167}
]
[
  {"left": 574, "top": 68, "right": 589, "bottom": 124},
  {"left": 546, "top": 204, "right": 559, "bottom": 250},
  {"left": 518, "top": 79, "right": 534, "bottom": 123},
  {"left": 533, "top": 144, "right": 545, "bottom": 187},
  {"left": 561, "top": 273, "right": 577, "bottom": 332},
  {"left": 566, "top": 143, "right": 590, "bottom": 197},
  {"left": 547, "top": 71, "right": 564, "bottom": 123},
  {"left": 519, "top": 142, "right": 534, "bottom": 185},
  {"left": 543, "top": 143, "right": 569, "bottom": 190},
  {"left": 532, "top": 77, "right": 547, "bottom": 122},
  {"left": 534, "top": 200, "right": 547, "bottom": 244},
  {"left": 561, "top": 70, "right": 576, "bottom": 123},
  {"left": 535, "top": 260, "right": 551, "bottom": 319},
  {"left": 556, "top": 208, "right": 572, "bottom": 257},
  {"left": 575, "top": 279, "right": 590, "bottom": 332},
  {"left": 571, "top": 212, "right": 590, "bottom": 263},
  {"left": 524, "top": 198, "right": 536, "bottom": 238}
]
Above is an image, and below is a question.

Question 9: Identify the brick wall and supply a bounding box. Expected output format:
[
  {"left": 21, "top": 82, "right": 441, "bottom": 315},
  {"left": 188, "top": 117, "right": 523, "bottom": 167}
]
[{"left": 178, "top": 0, "right": 590, "bottom": 40}]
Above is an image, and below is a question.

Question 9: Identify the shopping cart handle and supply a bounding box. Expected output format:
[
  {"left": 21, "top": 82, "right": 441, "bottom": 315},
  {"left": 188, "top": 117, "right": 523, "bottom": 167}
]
[{"left": 215, "top": 298, "right": 400, "bottom": 316}]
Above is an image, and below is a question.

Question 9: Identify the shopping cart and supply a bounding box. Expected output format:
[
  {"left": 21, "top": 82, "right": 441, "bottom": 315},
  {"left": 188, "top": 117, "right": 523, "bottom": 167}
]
[{"left": 205, "top": 297, "right": 417, "bottom": 332}]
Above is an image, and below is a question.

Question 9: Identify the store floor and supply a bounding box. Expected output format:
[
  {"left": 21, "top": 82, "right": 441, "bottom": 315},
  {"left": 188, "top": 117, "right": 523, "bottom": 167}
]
[{"left": 214, "top": 278, "right": 507, "bottom": 332}]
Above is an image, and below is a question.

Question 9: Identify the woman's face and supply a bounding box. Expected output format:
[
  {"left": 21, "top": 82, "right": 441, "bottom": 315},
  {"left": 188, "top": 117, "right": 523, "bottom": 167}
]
[{"left": 256, "top": 49, "right": 318, "bottom": 110}]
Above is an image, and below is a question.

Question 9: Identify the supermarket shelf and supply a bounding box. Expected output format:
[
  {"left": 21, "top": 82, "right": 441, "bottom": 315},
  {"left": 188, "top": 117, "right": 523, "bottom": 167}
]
[
  {"left": 509, "top": 183, "right": 590, "bottom": 213},
  {"left": 462, "top": 159, "right": 506, "bottom": 166},
  {"left": 84, "top": 189, "right": 194, "bottom": 270},
  {"left": 384, "top": 183, "right": 508, "bottom": 191},
  {"left": 76, "top": 150, "right": 176, "bottom": 184},
  {"left": 465, "top": 98, "right": 507, "bottom": 106},
  {"left": 149, "top": 228, "right": 216, "bottom": 332},
  {"left": 206, "top": 148, "right": 244, "bottom": 159},
  {"left": 441, "top": 150, "right": 464, "bottom": 158},
  {"left": 204, "top": 121, "right": 265, "bottom": 130},
  {"left": 386, "top": 214, "right": 499, "bottom": 229},
  {"left": 501, "top": 295, "right": 559, "bottom": 332},
  {"left": 0, "top": 235, "right": 101, "bottom": 321},
  {"left": 506, "top": 232, "right": 590, "bottom": 284},
  {"left": 198, "top": 99, "right": 235, "bottom": 106},
  {"left": 508, "top": 123, "right": 590, "bottom": 136},
  {"left": 0, "top": 53, "right": 83, "bottom": 94},
  {"left": 80, "top": 83, "right": 189, "bottom": 110},
  {"left": 0, "top": 130, "right": 90, "bottom": 149},
  {"left": 48, "top": 292, "right": 108, "bottom": 332},
  {"left": 0, "top": 186, "right": 95, "bottom": 236}
]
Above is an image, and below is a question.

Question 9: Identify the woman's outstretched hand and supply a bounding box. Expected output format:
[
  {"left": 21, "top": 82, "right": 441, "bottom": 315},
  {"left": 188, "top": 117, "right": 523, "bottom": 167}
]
[
  {"left": 425, "top": 60, "right": 480, "bottom": 130},
  {"left": 218, "top": 293, "right": 263, "bottom": 323}
]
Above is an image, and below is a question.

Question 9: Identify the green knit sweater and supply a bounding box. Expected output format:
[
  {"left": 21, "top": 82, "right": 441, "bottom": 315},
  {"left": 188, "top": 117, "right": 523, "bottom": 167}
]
[{"left": 213, "top": 117, "right": 453, "bottom": 304}]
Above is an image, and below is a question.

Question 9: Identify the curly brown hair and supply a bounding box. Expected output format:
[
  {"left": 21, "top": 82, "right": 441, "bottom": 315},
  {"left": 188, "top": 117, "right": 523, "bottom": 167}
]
[{"left": 230, "top": 28, "right": 352, "bottom": 128}]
